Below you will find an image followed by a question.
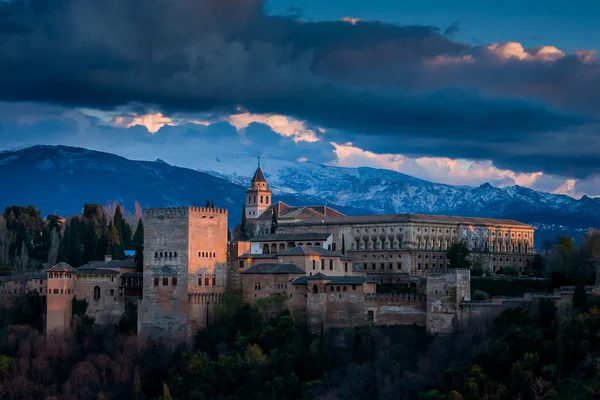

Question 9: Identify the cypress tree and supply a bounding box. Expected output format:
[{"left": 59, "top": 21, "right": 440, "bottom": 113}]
[
  {"left": 240, "top": 203, "right": 248, "bottom": 240},
  {"left": 133, "top": 219, "right": 144, "bottom": 272},
  {"left": 121, "top": 222, "right": 133, "bottom": 250},
  {"left": 211, "top": 201, "right": 215, "bottom": 209},
  {"left": 205, "top": 200, "right": 211, "bottom": 208},
  {"left": 69, "top": 218, "right": 83, "bottom": 267},
  {"left": 58, "top": 223, "right": 71, "bottom": 264},
  {"left": 270, "top": 209, "right": 277, "bottom": 234},
  {"left": 107, "top": 223, "right": 124, "bottom": 260}
]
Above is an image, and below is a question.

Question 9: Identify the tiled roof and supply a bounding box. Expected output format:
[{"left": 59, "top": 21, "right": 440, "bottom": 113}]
[
  {"left": 121, "top": 272, "right": 143, "bottom": 278},
  {"left": 238, "top": 253, "right": 278, "bottom": 260},
  {"left": 47, "top": 262, "right": 75, "bottom": 272},
  {"left": 252, "top": 202, "right": 345, "bottom": 221},
  {"left": 251, "top": 166, "right": 267, "bottom": 183},
  {"left": 80, "top": 260, "right": 137, "bottom": 270},
  {"left": 279, "top": 245, "right": 337, "bottom": 257},
  {"left": 241, "top": 263, "right": 305, "bottom": 274},
  {"left": 249, "top": 233, "right": 331, "bottom": 242},
  {"left": 279, "top": 213, "right": 532, "bottom": 228},
  {"left": 75, "top": 268, "right": 119, "bottom": 276},
  {"left": 0, "top": 272, "right": 46, "bottom": 282},
  {"left": 292, "top": 274, "right": 373, "bottom": 285}
]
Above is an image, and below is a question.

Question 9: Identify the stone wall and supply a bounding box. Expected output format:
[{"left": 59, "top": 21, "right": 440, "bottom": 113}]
[
  {"left": 426, "top": 269, "right": 470, "bottom": 334},
  {"left": 73, "top": 275, "right": 124, "bottom": 324},
  {"left": 364, "top": 293, "right": 427, "bottom": 327}
]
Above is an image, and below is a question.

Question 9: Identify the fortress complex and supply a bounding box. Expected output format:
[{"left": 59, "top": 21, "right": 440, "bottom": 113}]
[{"left": 30, "top": 163, "right": 574, "bottom": 340}]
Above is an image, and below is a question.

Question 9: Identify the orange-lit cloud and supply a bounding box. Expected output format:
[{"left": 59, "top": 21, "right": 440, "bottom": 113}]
[{"left": 226, "top": 112, "right": 322, "bottom": 142}]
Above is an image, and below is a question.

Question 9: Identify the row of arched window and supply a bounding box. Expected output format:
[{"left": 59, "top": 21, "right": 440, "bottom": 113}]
[
  {"left": 155, "top": 251, "right": 178, "bottom": 258},
  {"left": 248, "top": 195, "right": 269, "bottom": 204},
  {"left": 199, "top": 251, "right": 216, "bottom": 258}
]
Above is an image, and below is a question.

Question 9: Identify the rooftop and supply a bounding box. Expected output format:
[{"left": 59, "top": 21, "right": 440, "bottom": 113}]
[
  {"left": 249, "top": 232, "right": 331, "bottom": 242},
  {"left": 251, "top": 165, "right": 267, "bottom": 183},
  {"left": 279, "top": 213, "right": 533, "bottom": 228},
  {"left": 79, "top": 260, "right": 137, "bottom": 270},
  {"left": 75, "top": 268, "right": 120, "bottom": 276},
  {"left": 292, "top": 274, "right": 373, "bottom": 285},
  {"left": 279, "top": 245, "right": 338, "bottom": 257},
  {"left": 47, "top": 262, "right": 75, "bottom": 273},
  {"left": 241, "top": 263, "right": 305, "bottom": 274}
]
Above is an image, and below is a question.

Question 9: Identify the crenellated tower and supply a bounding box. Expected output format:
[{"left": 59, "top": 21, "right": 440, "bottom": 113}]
[
  {"left": 246, "top": 162, "right": 272, "bottom": 219},
  {"left": 138, "top": 206, "right": 228, "bottom": 341}
]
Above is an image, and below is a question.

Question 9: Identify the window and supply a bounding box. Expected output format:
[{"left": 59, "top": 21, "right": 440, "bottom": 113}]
[
  {"left": 321, "top": 259, "right": 325, "bottom": 270},
  {"left": 343, "top": 286, "right": 347, "bottom": 292},
  {"left": 389, "top": 263, "right": 393, "bottom": 270},
  {"left": 198, "top": 278, "right": 202, "bottom": 286},
  {"left": 330, "top": 286, "right": 334, "bottom": 292},
  {"left": 172, "top": 277, "right": 177, "bottom": 286},
  {"left": 260, "top": 195, "right": 263, "bottom": 203},
  {"left": 205, "top": 277, "right": 210, "bottom": 286},
  {"left": 169, "top": 252, "right": 172, "bottom": 258},
  {"left": 336, "top": 286, "right": 340, "bottom": 292},
  {"left": 312, "top": 260, "right": 316, "bottom": 270},
  {"left": 93, "top": 286, "right": 100, "bottom": 300},
  {"left": 397, "top": 262, "right": 402, "bottom": 270},
  {"left": 163, "top": 277, "right": 169, "bottom": 286},
  {"left": 212, "top": 278, "right": 216, "bottom": 286},
  {"left": 159, "top": 252, "right": 163, "bottom": 257},
  {"left": 380, "top": 263, "right": 384, "bottom": 270},
  {"left": 363, "top": 263, "right": 367, "bottom": 270},
  {"left": 174, "top": 252, "right": 177, "bottom": 258},
  {"left": 255, "top": 281, "right": 261, "bottom": 291},
  {"left": 329, "top": 259, "right": 333, "bottom": 270},
  {"left": 155, "top": 252, "right": 158, "bottom": 258},
  {"left": 110, "top": 289, "right": 115, "bottom": 296},
  {"left": 154, "top": 278, "right": 159, "bottom": 286},
  {"left": 239, "top": 260, "right": 245, "bottom": 268},
  {"left": 344, "top": 262, "right": 348, "bottom": 272},
  {"left": 266, "top": 196, "right": 269, "bottom": 203},
  {"left": 60, "top": 289, "right": 64, "bottom": 294},
  {"left": 54, "top": 289, "right": 58, "bottom": 294},
  {"left": 372, "top": 263, "right": 376, "bottom": 270}
]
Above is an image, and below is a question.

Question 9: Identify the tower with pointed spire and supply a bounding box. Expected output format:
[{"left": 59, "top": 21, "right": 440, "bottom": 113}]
[{"left": 246, "top": 161, "right": 272, "bottom": 219}]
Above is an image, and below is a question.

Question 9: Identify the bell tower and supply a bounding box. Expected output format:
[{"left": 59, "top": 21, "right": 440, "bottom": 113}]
[{"left": 246, "top": 160, "right": 272, "bottom": 219}]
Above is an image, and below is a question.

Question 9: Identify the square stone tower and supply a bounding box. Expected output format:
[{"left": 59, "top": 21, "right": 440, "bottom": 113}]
[
  {"left": 46, "top": 263, "right": 75, "bottom": 336},
  {"left": 138, "top": 206, "right": 228, "bottom": 341},
  {"left": 425, "top": 268, "right": 470, "bottom": 334}
]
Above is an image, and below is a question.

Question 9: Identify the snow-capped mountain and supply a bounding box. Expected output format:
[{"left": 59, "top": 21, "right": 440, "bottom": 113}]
[
  {"left": 198, "top": 154, "right": 600, "bottom": 245},
  {"left": 0, "top": 145, "right": 598, "bottom": 246}
]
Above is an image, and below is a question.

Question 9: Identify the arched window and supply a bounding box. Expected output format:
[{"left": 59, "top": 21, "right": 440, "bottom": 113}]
[
  {"left": 155, "top": 252, "right": 158, "bottom": 258},
  {"left": 213, "top": 252, "right": 216, "bottom": 257},
  {"left": 271, "top": 243, "right": 277, "bottom": 253},
  {"left": 174, "top": 252, "right": 177, "bottom": 258},
  {"left": 198, "top": 252, "right": 201, "bottom": 257},
  {"left": 263, "top": 244, "right": 270, "bottom": 254},
  {"left": 343, "top": 286, "right": 347, "bottom": 292},
  {"left": 260, "top": 195, "right": 263, "bottom": 204},
  {"left": 266, "top": 196, "right": 269, "bottom": 203},
  {"left": 159, "top": 252, "right": 163, "bottom": 257},
  {"left": 312, "top": 285, "right": 318, "bottom": 294},
  {"left": 93, "top": 286, "right": 100, "bottom": 300},
  {"left": 279, "top": 243, "right": 286, "bottom": 253},
  {"left": 202, "top": 252, "right": 205, "bottom": 257},
  {"left": 169, "top": 252, "right": 173, "bottom": 258},
  {"left": 306, "top": 242, "right": 312, "bottom": 246},
  {"left": 336, "top": 286, "right": 340, "bottom": 292},
  {"left": 248, "top": 196, "right": 252, "bottom": 204}
]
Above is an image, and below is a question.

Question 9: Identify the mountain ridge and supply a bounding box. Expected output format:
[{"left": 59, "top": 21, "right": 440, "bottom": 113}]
[{"left": 0, "top": 145, "right": 598, "bottom": 245}]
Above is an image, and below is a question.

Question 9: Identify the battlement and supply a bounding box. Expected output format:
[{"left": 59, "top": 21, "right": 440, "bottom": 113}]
[
  {"left": 144, "top": 206, "right": 228, "bottom": 218},
  {"left": 427, "top": 268, "right": 470, "bottom": 277},
  {"left": 364, "top": 292, "right": 426, "bottom": 303}
]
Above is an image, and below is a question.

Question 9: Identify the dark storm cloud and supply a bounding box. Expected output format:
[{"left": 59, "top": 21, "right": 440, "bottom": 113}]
[{"left": 1, "top": 0, "right": 599, "bottom": 177}]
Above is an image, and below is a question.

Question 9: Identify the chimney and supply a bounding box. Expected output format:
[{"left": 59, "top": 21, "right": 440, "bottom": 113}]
[{"left": 104, "top": 255, "right": 112, "bottom": 262}]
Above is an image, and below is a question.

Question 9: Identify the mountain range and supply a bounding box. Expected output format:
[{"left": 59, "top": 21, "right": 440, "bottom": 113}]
[{"left": 1, "top": 145, "right": 598, "bottom": 246}]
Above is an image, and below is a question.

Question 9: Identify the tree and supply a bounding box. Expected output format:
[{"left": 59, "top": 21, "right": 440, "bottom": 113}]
[
  {"left": 47, "top": 227, "right": 60, "bottom": 266},
  {"left": 163, "top": 383, "right": 172, "bottom": 400},
  {"left": 270, "top": 208, "right": 277, "bottom": 234},
  {"left": 133, "top": 219, "right": 144, "bottom": 272},
  {"left": 68, "top": 217, "right": 83, "bottom": 267},
  {"left": 107, "top": 223, "right": 124, "bottom": 260},
  {"left": 211, "top": 201, "right": 215, "bottom": 209},
  {"left": 240, "top": 203, "right": 248, "bottom": 240},
  {"left": 132, "top": 368, "right": 143, "bottom": 400},
  {"left": 0, "top": 214, "right": 14, "bottom": 268},
  {"left": 446, "top": 241, "right": 471, "bottom": 269}
]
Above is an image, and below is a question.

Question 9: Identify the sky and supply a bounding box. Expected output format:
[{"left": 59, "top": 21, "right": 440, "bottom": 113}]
[{"left": 0, "top": 0, "right": 599, "bottom": 198}]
